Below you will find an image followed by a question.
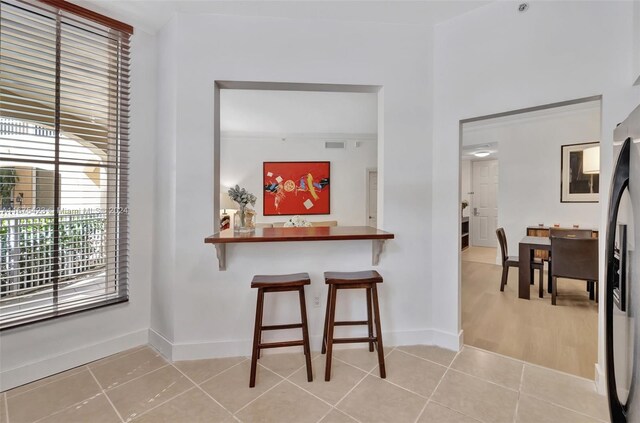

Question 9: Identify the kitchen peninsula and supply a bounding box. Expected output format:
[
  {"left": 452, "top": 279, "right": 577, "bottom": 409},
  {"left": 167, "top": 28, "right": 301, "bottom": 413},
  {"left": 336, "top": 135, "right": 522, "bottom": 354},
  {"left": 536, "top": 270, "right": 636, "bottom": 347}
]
[{"left": 204, "top": 226, "right": 395, "bottom": 270}]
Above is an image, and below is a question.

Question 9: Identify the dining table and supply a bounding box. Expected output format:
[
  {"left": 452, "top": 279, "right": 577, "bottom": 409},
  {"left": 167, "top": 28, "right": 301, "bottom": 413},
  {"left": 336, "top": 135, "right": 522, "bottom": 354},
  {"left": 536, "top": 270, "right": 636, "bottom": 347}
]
[{"left": 518, "top": 236, "right": 551, "bottom": 299}]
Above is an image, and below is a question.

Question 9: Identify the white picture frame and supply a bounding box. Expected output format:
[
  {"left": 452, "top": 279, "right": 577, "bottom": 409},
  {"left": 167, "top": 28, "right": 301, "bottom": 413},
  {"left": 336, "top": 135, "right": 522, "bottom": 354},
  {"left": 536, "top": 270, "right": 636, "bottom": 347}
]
[{"left": 561, "top": 142, "right": 599, "bottom": 203}]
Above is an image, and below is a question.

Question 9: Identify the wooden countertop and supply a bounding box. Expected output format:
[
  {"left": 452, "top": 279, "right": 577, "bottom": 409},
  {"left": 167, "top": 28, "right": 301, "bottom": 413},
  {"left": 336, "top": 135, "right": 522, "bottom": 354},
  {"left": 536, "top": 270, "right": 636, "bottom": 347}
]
[
  {"left": 526, "top": 225, "right": 598, "bottom": 232},
  {"left": 204, "top": 226, "right": 395, "bottom": 244},
  {"left": 204, "top": 226, "right": 395, "bottom": 271}
]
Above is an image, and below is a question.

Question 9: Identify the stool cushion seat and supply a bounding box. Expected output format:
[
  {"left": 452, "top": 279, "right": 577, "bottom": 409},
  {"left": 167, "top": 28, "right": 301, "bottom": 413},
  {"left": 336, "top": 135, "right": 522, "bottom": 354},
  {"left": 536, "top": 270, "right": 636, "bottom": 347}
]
[
  {"left": 324, "top": 270, "right": 383, "bottom": 285},
  {"left": 251, "top": 273, "right": 311, "bottom": 288}
]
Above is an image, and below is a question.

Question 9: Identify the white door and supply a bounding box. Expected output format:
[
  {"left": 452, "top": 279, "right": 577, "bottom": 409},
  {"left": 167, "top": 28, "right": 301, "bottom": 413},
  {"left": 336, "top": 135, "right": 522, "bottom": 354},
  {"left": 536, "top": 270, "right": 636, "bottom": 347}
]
[
  {"left": 471, "top": 160, "right": 498, "bottom": 247},
  {"left": 367, "top": 170, "right": 377, "bottom": 227}
]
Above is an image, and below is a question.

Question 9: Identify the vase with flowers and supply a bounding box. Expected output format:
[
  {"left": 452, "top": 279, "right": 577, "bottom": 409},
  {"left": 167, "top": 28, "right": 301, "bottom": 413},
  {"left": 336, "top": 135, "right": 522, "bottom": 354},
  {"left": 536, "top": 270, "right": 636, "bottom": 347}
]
[
  {"left": 228, "top": 185, "right": 257, "bottom": 233},
  {"left": 461, "top": 200, "right": 469, "bottom": 218}
]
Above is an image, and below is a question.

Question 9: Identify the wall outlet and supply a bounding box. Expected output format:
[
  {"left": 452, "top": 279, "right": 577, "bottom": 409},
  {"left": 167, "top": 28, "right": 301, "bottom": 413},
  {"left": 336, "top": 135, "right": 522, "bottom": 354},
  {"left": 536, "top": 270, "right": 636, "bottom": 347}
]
[{"left": 313, "top": 293, "right": 321, "bottom": 308}]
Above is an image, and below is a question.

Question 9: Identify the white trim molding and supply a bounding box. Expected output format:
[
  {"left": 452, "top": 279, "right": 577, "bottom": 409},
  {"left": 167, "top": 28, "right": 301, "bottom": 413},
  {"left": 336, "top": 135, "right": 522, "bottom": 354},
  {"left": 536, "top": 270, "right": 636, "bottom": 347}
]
[
  {"left": 149, "top": 328, "right": 462, "bottom": 362},
  {"left": 0, "top": 329, "right": 148, "bottom": 392}
]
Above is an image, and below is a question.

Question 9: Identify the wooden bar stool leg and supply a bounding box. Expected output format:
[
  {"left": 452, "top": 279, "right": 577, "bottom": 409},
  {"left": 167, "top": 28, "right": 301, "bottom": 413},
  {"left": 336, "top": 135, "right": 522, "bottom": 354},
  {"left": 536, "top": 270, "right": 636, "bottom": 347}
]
[
  {"left": 366, "top": 287, "right": 374, "bottom": 352},
  {"left": 249, "top": 288, "right": 265, "bottom": 387},
  {"left": 298, "top": 287, "right": 313, "bottom": 382},
  {"left": 321, "top": 285, "right": 331, "bottom": 354},
  {"left": 371, "top": 284, "right": 386, "bottom": 378},
  {"left": 324, "top": 285, "right": 337, "bottom": 381}
]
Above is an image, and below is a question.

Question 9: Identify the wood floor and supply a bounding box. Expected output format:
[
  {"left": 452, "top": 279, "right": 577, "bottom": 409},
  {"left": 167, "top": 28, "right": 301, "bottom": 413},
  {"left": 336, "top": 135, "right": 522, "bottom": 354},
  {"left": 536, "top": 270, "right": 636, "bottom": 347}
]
[{"left": 462, "top": 247, "right": 599, "bottom": 379}]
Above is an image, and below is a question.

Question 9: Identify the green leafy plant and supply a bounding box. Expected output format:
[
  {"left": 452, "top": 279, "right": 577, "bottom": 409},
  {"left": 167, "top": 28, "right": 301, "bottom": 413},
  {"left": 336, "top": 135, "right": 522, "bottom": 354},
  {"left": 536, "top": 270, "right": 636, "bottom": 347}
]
[
  {"left": 228, "top": 185, "right": 256, "bottom": 208},
  {"left": 0, "top": 168, "right": 17, "bottom": 206}
]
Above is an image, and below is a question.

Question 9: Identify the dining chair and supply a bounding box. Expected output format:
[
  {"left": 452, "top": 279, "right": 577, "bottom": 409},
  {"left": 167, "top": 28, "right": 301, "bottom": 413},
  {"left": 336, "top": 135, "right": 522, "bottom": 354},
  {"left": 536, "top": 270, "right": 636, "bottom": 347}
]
[
  {"left": 547, "top": 228, "right": 594, "bottom": 295},
  {"left": 550, "top": 237, "right": 599, "bottom": 305},
  {"left": 496, "top": 228, "right": 544, "bottom": 296}
]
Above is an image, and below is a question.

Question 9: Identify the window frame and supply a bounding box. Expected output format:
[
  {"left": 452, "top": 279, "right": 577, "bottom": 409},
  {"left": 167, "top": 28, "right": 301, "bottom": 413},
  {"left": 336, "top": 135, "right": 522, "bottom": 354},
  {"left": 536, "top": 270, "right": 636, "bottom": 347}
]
[{"left": 0, "top": 0, "right": 132, "bottom": 330}]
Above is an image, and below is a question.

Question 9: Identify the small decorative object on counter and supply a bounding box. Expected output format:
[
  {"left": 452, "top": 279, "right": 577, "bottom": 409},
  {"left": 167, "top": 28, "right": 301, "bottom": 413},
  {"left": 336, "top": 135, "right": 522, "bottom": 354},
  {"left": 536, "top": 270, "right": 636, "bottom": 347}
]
[
  {"left": 228, "top": 185, "right": 257, "bottom": 233},
  {"left": 284, "top": 215, "right": 312, "bottom": 227},
  {"left": 220, "top": 214, "right": 231, "bottom": 231}
]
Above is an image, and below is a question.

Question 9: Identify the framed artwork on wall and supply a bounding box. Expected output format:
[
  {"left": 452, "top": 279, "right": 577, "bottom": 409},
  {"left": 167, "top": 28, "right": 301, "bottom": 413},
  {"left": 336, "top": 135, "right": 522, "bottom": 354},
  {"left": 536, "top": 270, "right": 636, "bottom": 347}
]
[
  {"left": 263, "top": 161, "right": 330, "bottom": 215},
  {"left": 561, "top": 142, "right": 599, "bottom": 203}
]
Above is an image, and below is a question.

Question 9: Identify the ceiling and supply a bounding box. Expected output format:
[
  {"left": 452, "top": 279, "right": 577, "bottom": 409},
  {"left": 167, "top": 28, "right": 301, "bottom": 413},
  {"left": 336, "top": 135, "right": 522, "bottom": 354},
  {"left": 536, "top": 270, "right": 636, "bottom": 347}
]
[
  {"left": 221, "top": 89, "right": 377, "bottom": 138},
  {"left": 78, "top": 0, "right": 491, "bottom": 33},
  {"left": 461, "top": 99, "right": 602, "bottom": 161}
]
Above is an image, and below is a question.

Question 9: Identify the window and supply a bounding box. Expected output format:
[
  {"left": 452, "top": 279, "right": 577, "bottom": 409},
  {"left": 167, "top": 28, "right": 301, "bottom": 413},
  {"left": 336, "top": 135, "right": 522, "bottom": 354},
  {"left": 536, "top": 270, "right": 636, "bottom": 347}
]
[{"left": 0, "top": 0, "right": 132, "bottom": 329}]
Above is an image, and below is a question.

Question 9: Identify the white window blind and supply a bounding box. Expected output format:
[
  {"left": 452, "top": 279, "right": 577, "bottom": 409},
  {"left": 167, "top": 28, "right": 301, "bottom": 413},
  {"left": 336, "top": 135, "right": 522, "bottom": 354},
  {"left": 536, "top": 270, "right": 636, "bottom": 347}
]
[{"left": 0, "top": 0, "right": 131, "bottom": 329}]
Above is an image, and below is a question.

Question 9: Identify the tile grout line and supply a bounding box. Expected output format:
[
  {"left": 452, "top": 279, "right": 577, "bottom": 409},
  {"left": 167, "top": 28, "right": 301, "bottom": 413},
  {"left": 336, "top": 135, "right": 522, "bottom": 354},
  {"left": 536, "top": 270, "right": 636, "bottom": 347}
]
[
  {"left": 3, "top": 368, "right": 86, "bottom": 400},
  {"left": 413, "top": 346, "right": 464, "bottom": 423},
  {"left": 2, "top": 347, "right": 147, "bottom": 400},
  {"left": 414, "top": 346, "right": 491, "bottom": 423},
  {"left": 277, "top": 355, "right": 362, "bottom": 422},
  {"left": 118, "top": 385, "right": 199, "bottom": 423},
  {"left": 86, "top": 346, "right": 149, "bottom": 370},
  {"left": 169, "top": 360, "right": 240, "bottom": 420},
  {"left": 329, "top": 345, "right": 397, "bottom": 376},
  {"left": 513, "top": 363, "right": 526, "bottom": 423},
  {"left": 86, "top": 366, "right": 126, "bottom": 423},
  {"left": 184, "top": 357, "right": 249, "bottom": 388},
  {"left": 395, "top": 347, "right": 456, "bottom": 369},
  {"left": 234, "top": 379, "right": 288, "bottom": 417},
  {"left": 231, "top": 365, "right": 288, "bottom": 416},
  {"left": 463, "top": 344, "right": 527, "bottom": 365},
  {"left": 519, "top": 390, "right": 610, "bottom": 423},
  {"left": 428, "top": 399, "right": 485, "bottom": 423},
  {"left": 31, "top": 394, "right": 105, "bottom": 423},
  {"left": 521, "top": 359, "right": 601, "bottom": 386},
  {"left": 445, "top": 367, "right": 520, "bottom": 393},
  {"left": 329, "top": 347, "right": 398, "bottom": 422},
  {"left": 100, "top": 363, "right": 172, "bottom": 392}
]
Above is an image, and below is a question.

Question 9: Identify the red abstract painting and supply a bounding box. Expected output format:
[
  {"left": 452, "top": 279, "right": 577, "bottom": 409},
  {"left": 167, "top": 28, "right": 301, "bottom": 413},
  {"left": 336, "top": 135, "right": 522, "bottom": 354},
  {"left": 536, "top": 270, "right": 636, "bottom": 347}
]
[{"left": 263, "top": 161, "right": 330, "bottom": 215}]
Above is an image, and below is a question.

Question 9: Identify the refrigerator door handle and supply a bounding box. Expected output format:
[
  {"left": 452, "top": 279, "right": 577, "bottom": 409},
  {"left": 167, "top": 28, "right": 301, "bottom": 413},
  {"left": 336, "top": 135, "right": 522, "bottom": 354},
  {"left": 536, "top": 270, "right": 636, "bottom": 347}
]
[
  {"left": 605, "top": 138, "right": 631, "bottom": 422},
  {"left": 613, "top": 224, "right": 627, "bottom": 312}
]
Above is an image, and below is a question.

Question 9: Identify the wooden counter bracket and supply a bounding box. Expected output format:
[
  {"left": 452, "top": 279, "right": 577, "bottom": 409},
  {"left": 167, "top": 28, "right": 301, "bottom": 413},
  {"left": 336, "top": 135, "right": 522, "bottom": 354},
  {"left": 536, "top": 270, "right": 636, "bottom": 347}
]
[{"left": 204, "top": 226, "right": 394, "bottom": 271}]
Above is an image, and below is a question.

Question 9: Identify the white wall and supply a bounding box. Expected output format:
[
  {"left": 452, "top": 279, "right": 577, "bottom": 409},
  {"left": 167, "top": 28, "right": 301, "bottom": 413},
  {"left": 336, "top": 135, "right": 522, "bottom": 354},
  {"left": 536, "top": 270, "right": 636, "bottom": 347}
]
[
  {"left": 0, "top": 30, "right": 158, "bottom": 390},
  {"left": 433, "top": 0, "right": 640, "bottom": 390},
  {"left": 153, "top": 13, "right": 442, "bottom": 359},
  {"left": 221, "top": 137, "right": 377, "bottom": 225},
  {"left": 463, "top": 106, "right": 601, "bottom": 252}
]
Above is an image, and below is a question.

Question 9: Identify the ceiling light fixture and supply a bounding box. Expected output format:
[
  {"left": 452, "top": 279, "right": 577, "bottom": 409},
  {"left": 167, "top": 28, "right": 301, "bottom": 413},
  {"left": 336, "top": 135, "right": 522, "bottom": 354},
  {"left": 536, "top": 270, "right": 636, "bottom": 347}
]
[{"left": 473, "top": 151, "right": 491, "bottom": 158}]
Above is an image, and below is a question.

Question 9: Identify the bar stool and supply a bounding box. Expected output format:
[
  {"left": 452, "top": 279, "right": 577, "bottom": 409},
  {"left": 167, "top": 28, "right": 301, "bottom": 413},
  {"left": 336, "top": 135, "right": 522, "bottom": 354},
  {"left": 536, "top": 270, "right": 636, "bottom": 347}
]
[
  {"left": 321, "top": 270, "right": 385, "bottom": 381},
  {"left": 249, "top": 273, "right": 313, "bottom": 388}
]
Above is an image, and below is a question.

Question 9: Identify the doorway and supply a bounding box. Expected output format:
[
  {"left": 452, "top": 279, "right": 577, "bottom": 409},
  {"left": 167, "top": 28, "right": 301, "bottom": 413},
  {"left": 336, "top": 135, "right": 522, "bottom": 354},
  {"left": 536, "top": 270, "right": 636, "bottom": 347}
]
[
  {"left": 459, "top": 96, "right": 602, "bottom": 380},
  {"left": 471, "top": 159, "right": 498, "bottom": 248}
]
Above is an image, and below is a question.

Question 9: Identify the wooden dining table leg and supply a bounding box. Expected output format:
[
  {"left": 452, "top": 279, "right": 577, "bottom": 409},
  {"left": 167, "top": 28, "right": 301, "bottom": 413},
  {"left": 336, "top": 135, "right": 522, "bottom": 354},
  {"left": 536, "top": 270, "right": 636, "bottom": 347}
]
[{"left": 518, "top": 243, "right": 531, "bottom": 300}]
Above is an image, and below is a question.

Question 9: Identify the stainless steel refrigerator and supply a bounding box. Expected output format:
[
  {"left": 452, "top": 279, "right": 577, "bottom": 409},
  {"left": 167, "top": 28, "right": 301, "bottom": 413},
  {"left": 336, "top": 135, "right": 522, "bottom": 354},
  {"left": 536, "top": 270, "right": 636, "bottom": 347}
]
[{"left": 607, "top": 105, "right": 640, "bottom": 422}]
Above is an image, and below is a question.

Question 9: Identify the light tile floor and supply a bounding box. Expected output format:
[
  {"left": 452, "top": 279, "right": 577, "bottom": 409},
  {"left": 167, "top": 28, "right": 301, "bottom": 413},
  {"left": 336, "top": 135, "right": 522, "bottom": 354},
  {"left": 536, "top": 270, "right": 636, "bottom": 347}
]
[{"left": 1, "top": 344, "right": 610, "bottom": 423}]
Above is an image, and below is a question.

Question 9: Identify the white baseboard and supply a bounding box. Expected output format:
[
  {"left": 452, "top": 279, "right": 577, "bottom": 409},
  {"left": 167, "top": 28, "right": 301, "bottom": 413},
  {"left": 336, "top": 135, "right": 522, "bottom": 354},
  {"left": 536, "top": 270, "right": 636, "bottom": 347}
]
[
  {"left": 1, "top": 327, "right": 461, "bottom": 391},
  {"left": 0, "top": 329, "right": 148, "bottom": 392},
  {"left": 594, "top": 362, "right": 606, "bottom": 395},
  {"left": 154, "top": 328, "right": 462, "bottom": 362},
  {"left": 431, "top": 329, "right": 464, "bottom": 351},
  {"left": 148, "top": 328, "right": 174, "bottom": 361}
]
